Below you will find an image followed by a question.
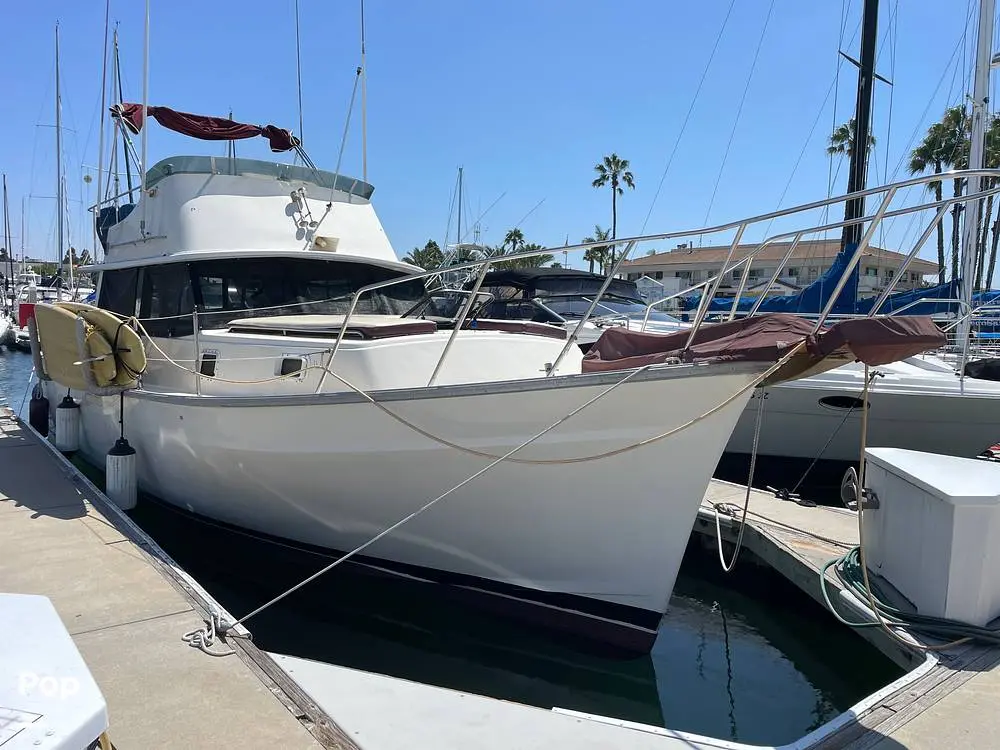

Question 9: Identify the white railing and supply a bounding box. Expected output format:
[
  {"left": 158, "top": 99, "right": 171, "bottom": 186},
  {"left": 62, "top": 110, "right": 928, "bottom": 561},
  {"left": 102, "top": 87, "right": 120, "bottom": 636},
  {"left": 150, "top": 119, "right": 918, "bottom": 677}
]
[{"left": 146, "top": 168, "right": 1000, "bottom": 393}]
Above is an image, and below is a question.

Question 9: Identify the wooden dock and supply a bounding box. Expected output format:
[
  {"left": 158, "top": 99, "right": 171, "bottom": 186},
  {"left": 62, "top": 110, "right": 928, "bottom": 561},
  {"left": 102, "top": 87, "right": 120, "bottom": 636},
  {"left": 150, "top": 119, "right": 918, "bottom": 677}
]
[
  {"left": 0, "top": 411, "right": 348, "bottom": 749},
  {"left": 698, "top": 480, "right": 1000, "bottom": 749}
]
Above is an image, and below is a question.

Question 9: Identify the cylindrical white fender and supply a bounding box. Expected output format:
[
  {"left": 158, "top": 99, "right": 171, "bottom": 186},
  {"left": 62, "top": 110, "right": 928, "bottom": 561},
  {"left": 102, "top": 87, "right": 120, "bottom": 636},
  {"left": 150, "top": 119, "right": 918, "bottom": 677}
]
[
  {"left": 53, "top": 395, "right": 80, "bottom": 454},
  {"left": 106, "top": 437, "right": 137, "bottom": 511}
]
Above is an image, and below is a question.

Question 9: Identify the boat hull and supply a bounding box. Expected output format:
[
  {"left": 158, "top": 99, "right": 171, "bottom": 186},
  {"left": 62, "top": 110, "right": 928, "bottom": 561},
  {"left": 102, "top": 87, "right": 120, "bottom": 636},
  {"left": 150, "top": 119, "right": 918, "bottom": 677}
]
[
  {"left": 65, "top": 363, "right": 763, "bottom": 652},
  {"left": 726, "top": 359, "right": 1000, "bottom": 462}
]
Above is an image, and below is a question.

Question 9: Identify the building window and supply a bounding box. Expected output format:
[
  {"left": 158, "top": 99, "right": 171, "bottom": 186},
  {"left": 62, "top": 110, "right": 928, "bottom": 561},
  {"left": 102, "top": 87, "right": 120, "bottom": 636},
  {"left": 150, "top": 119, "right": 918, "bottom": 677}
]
[
  {"left": 676, "top": 270, "right": 691, "bottom": 280},
  {"left": 910, "top": 272, "right": 919, "bottom": 282},
  {"left": 885, "top": 268, "right": 894, "bottom": 278},
  {"left": 654, "top": 271, "right": 663, "bottom": 280},
  {"left": 786, "top": 267, "right": 799, "bottom": 277},
  {"left": 731, "top": 269, "right": 742, "bottom": 280},
  {"left": 864, "top": 267, "right": 878, "bottom": 277}
]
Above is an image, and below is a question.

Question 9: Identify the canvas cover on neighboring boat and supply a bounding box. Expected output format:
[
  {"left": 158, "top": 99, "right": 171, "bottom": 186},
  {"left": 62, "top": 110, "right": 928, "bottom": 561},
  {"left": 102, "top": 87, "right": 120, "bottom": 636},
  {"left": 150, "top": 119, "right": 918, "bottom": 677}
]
[{"left": 581, "top": 312, "right": 946, "bottom": 384}]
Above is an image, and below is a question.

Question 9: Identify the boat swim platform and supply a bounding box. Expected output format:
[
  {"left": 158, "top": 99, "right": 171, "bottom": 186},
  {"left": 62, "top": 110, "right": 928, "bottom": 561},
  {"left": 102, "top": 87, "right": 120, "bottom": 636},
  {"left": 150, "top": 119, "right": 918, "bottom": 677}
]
[
  {"left": 3, "top": 404, "right": 1000, "bottom": 750},
  {"left": 697, "top": 481, "right": 1000, "bottom": 749}
]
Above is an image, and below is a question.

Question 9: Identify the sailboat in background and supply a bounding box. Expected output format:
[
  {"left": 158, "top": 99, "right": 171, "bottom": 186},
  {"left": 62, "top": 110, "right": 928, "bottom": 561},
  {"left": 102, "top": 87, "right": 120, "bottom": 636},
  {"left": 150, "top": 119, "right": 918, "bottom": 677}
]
[
  {"left": 720, "top": 0, "right": 1000, "bottom": 465},
  {"left": 0, "top": 176, "right": 14, "bottom": 346}
]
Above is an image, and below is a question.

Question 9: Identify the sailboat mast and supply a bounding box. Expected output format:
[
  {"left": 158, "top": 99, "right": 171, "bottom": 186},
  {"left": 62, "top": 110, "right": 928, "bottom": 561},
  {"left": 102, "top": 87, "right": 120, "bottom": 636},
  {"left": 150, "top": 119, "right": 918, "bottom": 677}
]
[
  {"left": 95, "top": 0, "right": 111, "bottom": 261},
  {"left": 3, "top": 175, "right": 12, "bottom": 299},
  {"left": 958, "top": 0, "right": 996, "bottom": 369},
  {"left": 843, "top": 0, "right": 879, "bottom": 248},
  {"left": 457, "top": 166, "right": 463, "bottom": 246},
  {"left": 55, "top": 23, "right": 68, "bottom": 285}
]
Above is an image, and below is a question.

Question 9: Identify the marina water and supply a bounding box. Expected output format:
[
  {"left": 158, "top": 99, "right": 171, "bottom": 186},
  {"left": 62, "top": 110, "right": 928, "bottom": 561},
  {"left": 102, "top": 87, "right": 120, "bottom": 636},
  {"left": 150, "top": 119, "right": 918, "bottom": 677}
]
[{"left": 1, "top": 351, "right": 900, "bottom": 745}]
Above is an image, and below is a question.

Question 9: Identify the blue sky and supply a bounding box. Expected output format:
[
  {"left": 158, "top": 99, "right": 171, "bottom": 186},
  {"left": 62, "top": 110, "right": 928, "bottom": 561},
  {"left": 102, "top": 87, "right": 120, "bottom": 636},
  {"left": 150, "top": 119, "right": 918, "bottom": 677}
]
[{"left": 0, "top": 1, "right": 991, "bottom": 271}]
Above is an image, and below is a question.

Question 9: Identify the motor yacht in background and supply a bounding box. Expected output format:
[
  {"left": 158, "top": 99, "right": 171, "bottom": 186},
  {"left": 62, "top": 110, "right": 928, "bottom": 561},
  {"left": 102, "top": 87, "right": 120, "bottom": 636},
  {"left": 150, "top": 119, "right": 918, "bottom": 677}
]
[{"left": 408, "top": 268, "right": 690, "bottom": 348}]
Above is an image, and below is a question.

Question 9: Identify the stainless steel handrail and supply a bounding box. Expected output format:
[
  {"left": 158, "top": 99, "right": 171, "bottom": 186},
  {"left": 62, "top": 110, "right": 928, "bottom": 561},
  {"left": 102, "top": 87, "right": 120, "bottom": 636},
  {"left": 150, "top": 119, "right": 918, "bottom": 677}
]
[{"left": 276, "top": 167, "right": 1000, "bottom": 393}]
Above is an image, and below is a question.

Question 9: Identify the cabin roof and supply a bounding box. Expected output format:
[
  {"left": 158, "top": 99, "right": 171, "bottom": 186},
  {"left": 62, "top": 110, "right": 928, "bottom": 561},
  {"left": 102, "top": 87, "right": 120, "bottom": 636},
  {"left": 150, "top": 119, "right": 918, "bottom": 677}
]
[{"left": 144, "top": 155, "right": 375, "bottom": 200}]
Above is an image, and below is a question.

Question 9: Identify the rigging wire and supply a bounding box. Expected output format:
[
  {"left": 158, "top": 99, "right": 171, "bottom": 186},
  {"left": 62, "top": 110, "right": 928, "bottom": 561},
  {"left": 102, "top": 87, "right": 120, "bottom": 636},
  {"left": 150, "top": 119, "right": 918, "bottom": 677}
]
[
  {"left": 639, "top": 0, "right": 737, "bottom": 234},
  {"left": 701, "top": 0, "right": 776, "bottom": 236}
]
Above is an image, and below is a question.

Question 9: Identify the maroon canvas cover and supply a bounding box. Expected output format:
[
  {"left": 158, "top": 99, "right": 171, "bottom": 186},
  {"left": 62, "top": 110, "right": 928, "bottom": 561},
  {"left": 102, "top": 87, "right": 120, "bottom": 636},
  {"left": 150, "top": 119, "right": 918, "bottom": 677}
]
[
  {"left": 581, "top": 313, "right": 946, "bottom": 383},
  {"left": 112, "top": 103, "right": 299, "bottom": 152}
]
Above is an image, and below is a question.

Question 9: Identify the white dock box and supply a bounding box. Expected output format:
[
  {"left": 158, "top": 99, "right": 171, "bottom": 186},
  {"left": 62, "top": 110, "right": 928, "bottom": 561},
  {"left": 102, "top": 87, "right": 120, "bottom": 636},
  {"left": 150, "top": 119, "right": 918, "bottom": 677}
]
[{"left": 863, "top": 447, "right": 1000, "bottom": 627}]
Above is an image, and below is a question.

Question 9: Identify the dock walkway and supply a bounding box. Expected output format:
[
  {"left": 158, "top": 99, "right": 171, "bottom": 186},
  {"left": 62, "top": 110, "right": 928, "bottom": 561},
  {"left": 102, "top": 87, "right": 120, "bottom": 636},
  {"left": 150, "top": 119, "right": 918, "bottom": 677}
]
[
  {"left": 0, "top": 412, "right": 330, "bottom": 749},
  {"left": 698, "top": 480, "right": 1000, "bottom": 749}
]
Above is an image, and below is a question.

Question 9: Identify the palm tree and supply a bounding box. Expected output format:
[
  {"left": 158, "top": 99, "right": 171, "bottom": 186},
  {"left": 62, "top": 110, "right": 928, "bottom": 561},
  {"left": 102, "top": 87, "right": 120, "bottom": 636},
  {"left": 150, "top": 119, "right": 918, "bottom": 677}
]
[
  {"left": 502, "top": 227, "right": 525, "bottom": 255},
  {"left": 939, "top": 106, "right": 971, "bottom": 281},
  {"left": 582, "top": 225, "right": 612, "bottom": 274},
  {"left": 402, "top": 239, "right": 444, "bottom": 270},
  {"left": 826, "top": 117, "right": 876, "bottom": 160},
  {"left": 592, "top": 153, "right": 635, "bottom": 267},
  {"left": 977, "top": 114, "right": 1000, "bottom": 289},
  {"left": 492, "top": 241, "right": 554, "bottom": 270},
  {"left": 908, "top": 125, "right": 949, "bottom": 285}
]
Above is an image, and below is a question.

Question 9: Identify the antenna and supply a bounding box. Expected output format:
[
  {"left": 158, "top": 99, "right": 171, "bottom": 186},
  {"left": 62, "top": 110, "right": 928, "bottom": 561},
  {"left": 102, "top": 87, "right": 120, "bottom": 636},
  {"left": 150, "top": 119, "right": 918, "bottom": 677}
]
[
  {"left": 294, "top": 0, "right": 305, "bottom": 144},
  {"left": 140, "top": 0, "right": 150, "bottom": 235},
  {"left": 360, "top": 0, "right": 368, "bottom": 182}
]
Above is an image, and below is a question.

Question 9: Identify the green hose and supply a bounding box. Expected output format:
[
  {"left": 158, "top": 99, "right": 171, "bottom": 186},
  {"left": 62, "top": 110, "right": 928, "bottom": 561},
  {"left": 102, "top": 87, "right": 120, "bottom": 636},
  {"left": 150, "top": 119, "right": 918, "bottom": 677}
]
[{"left": 820, "top": 547, "right": 1000, "bottom": 646}]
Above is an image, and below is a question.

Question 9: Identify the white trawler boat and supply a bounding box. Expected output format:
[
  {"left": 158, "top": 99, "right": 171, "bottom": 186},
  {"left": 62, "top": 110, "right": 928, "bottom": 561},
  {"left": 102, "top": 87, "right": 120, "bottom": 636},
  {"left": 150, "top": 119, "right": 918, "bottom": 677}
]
[{"left": 28, "top": 105, "right": 942, "bottom": 653}]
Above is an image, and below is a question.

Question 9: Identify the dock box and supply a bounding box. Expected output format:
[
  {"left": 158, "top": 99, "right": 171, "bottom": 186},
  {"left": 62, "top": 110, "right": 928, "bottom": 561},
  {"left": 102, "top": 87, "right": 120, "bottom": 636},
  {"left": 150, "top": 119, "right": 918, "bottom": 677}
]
[{"left": 863, "top": 447, "right": 1000, "bottom": 627}]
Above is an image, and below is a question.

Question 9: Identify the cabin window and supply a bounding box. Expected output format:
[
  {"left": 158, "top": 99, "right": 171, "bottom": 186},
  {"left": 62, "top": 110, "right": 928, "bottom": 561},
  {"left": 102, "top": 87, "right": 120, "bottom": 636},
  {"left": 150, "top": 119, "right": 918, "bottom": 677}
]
[
  {"left": 138, "top": 263, "right": 195, "bottom": 337},
  {"left": 189, "top": 258, "right": 425, "bottom": 330},
  {"left": 98, "top": 268, "right": 140, "bottom": 316}
]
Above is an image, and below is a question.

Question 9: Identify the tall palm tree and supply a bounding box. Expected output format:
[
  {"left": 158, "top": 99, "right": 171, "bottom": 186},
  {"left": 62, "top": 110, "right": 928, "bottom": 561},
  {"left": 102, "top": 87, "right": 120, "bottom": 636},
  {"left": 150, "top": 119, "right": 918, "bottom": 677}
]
[
  {"left": 931, "top": 106, "right": 971, "bottom": 281},
  {"left": 908, "top": 125, "right": 949, "bottom": 285},
  {"left": 977, "top": 114, "right": 1000, "bottom": 289},
  {"left": 592, "top": 153, "right": 635, "bottom": 267},
  {"left": 502, "top": 227, "right": 525, "bottom": 255},
  {"left": 582, "top": 225, "right": 612, "bottom": 274},
  {"left": 827, "top": 119, "right": 877, "bottom": 249}
]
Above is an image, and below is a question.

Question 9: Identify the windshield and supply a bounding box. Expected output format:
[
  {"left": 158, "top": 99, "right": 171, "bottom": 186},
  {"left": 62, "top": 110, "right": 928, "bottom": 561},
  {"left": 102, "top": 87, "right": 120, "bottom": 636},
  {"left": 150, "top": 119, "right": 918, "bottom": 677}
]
[{"left": 539, "top": 295, "right": 683, "bottom": 323}]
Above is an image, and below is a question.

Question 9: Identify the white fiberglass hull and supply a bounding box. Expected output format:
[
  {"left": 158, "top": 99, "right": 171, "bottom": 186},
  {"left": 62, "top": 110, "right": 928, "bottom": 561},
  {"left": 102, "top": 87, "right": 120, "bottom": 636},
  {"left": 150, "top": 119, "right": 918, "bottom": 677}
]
[
  {"left": 726, "top": 357, "right": 1000, "bottom": 462},
  {"left": 66, "top": 362, "right": 763, "bottom": 651}
]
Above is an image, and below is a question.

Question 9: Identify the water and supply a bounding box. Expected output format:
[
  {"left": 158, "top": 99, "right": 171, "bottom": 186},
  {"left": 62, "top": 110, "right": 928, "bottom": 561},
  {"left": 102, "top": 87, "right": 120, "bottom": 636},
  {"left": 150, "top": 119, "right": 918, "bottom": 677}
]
[
  {"left": 0, "top": 347, "right": 34, "bottom": 412},
  {"left": 122, "top": 490, "right": 900, "bottom": 746},
  {"left": 3, "top": 351, "right": 902, "bottom": 745}
]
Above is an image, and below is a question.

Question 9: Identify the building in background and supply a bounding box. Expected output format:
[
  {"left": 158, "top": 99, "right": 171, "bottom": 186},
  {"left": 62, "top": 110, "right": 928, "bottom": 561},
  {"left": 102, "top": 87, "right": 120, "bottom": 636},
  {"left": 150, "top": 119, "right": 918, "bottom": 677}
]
[{"left": 620, "top": 239, "right": 939, "bottom": 299}]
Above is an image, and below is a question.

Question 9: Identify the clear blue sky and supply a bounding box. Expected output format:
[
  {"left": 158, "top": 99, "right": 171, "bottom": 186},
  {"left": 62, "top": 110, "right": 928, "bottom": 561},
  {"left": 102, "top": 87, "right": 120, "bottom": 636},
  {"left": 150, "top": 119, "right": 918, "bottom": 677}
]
[{"left": 0, "top": 1, "right": 991, "bottom": 272}]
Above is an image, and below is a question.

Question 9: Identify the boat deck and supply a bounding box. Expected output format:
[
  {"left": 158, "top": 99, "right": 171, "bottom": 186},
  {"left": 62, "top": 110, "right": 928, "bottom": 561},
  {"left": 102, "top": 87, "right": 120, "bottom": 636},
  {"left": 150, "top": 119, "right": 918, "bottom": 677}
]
[
  {"left": 697, "top": 481, "right": 1000, "bottom": 749},
  {"left": 0, "top": 412, "right": 325, "bottom": 749}
]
